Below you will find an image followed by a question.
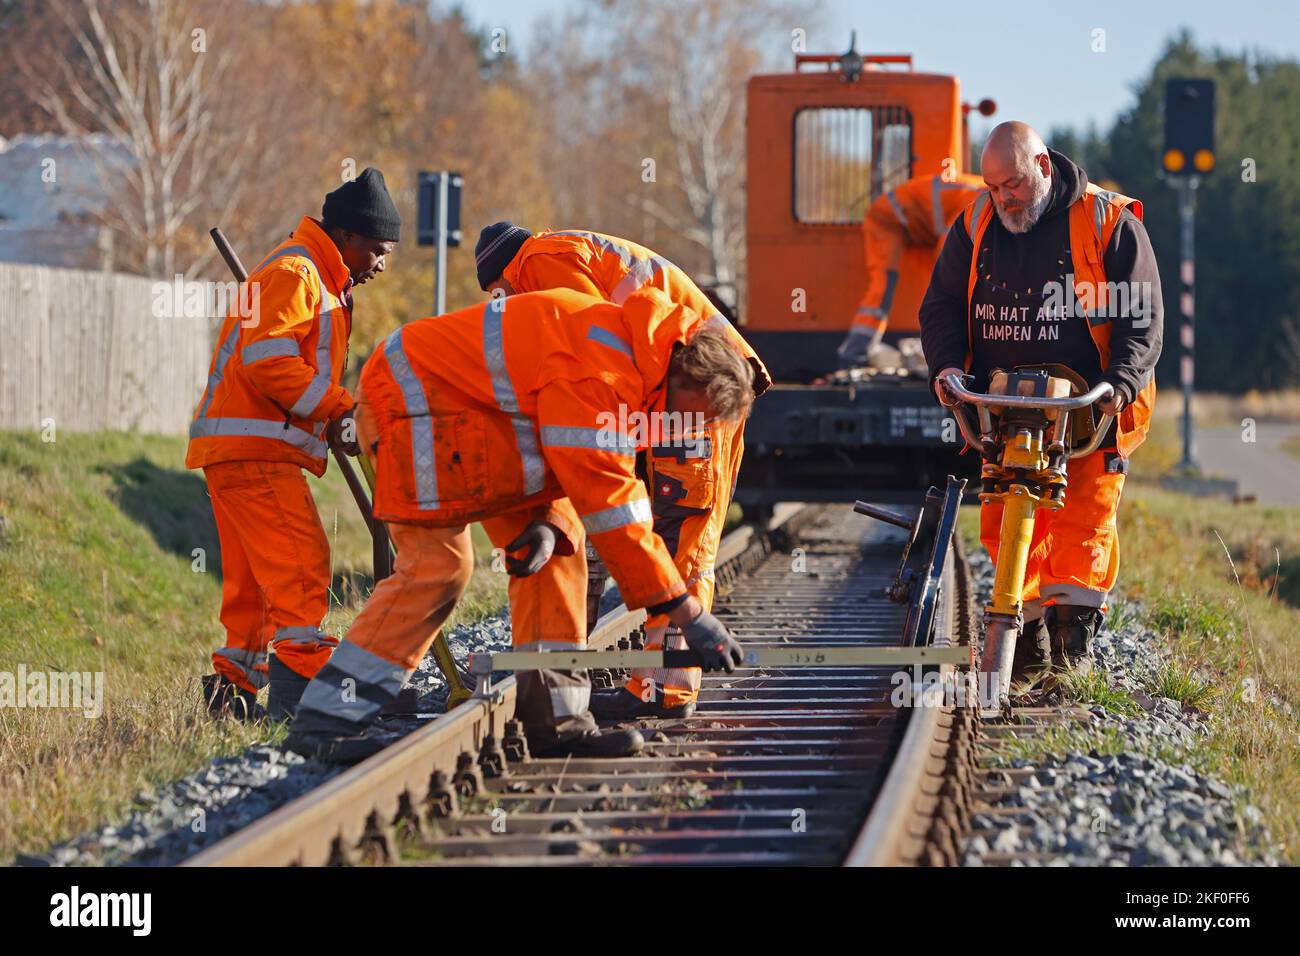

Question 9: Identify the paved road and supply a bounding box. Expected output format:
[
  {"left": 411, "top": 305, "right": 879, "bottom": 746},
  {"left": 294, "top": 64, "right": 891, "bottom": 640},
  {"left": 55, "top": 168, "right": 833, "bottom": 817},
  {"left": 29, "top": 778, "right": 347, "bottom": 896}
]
[{"left": 1193, "top": 423, "right": 1300, "bottom": 506}]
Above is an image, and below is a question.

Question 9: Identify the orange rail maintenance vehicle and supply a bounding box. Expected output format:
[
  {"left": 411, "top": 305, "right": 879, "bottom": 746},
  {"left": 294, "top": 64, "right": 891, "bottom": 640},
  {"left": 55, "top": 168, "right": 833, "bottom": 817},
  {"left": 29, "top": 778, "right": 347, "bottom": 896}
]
[{"left": 735, "top": 39, "right": 996, "bottom": 510}]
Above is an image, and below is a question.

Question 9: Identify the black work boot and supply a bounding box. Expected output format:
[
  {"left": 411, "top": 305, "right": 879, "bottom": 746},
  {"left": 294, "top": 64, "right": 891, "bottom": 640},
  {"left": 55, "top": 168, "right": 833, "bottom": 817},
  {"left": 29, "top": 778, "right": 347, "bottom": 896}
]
[
  {"left": 531, "top": 726, "right": 645, "bottom": 759},
  {"left": 1010, "top": 616, "right": 1051, "bottom": 687},
  {"left": 283, "top": 728, "right": 396, "bottom": 765},
  {"left": 1045, "top": 604, "right": 1104, "bottom": 676},
  {"left": 266, "top": 656, "right": 311, "bottom": 723},
  {"left": 590, "top": 687, "right": 696, "bottom": 720},
  {"left": 201, "top": 673, "right": 265, "bottom": 723}
]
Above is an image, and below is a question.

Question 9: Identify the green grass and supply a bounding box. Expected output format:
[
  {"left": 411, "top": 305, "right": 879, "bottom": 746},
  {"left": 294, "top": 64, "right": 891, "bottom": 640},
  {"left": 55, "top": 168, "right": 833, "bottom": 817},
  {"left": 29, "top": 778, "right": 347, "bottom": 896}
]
[
  {"left": 1055, "top": 669, "right": 1145, "bottom": 718},
  {"left": 1150, "top": 660, "right": 1217, "bottom": 711},
  {"left": 0, "top": 430, "right": 506, "bottom": 863},
  {"left": 959, "top": 421, "right": 1300, "bottom": 861}
]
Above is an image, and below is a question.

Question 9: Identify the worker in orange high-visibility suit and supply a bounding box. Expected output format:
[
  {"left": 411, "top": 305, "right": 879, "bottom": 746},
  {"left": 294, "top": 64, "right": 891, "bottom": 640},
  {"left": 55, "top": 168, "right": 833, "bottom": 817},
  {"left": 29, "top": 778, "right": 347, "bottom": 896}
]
[
  {"left": 474, "top": 223, "right": 771, "bottom": 720},
  {"left": 838, "top": 173, "right": 985, "bottom": 368},
  {"left": 285, "top": 287, "right": 756, "bottom": 765},
  {"left": 921, "top": 123, "right": 1162, "bottom": 684},
  {"left": 186, "top": 168, "right": 401, "bottom": 722}
]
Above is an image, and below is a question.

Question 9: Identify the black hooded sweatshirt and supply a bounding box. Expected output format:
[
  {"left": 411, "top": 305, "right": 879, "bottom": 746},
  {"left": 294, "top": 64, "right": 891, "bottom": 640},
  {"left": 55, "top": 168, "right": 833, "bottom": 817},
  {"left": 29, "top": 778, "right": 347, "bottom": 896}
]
[{"left": 918, "top": 148, "right": 1163, "bottom": 408}]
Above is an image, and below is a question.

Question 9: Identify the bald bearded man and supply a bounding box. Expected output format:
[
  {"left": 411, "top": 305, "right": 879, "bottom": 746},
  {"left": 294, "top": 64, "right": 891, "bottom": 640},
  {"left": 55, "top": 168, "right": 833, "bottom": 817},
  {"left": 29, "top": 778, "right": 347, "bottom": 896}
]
[{"left": 919, "top": 121, "right": 1163, "bottom": 684}]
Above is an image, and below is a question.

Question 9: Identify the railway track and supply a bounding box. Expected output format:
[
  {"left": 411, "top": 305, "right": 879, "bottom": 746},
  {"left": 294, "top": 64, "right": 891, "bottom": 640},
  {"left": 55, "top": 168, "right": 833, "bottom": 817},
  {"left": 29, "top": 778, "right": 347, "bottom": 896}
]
[{"left": 186, "top": 502, "right": 980, "bottom": 867}]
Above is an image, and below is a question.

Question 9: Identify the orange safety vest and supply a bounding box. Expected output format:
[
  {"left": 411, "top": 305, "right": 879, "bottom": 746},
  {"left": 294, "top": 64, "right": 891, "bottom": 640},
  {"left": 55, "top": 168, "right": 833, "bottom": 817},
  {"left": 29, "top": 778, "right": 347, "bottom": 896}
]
[
  {"left": 961, "top": 184, "right": 1155, "bottom": 458},
  {"left": 876, "top": 173, "right": 987, "bottom": 247},
  {"left": 360, "top": 287, "right": 718, "bottom": 610},
  {"left": 855, "top": 173, "right": 986, "bottom": 333},
  {"left": 186, "top": 217, "right": 354, "bottom": 476},
  {"left": 504, "top": 229, "right": 771, "bottom": 394}
]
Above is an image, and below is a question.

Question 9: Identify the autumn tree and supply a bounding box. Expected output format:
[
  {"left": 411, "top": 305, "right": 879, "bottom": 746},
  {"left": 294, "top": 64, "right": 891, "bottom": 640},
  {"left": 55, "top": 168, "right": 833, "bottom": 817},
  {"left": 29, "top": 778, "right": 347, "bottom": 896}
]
[{"left": 527, "top": 0, "right": 818, "bottom": 307}]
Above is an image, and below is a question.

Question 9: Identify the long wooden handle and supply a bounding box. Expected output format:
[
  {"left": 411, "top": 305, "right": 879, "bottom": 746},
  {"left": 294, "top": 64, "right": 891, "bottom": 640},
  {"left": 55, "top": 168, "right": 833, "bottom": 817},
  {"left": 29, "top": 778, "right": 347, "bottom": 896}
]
[{"left": 210, "top": 227, "right": 249, "bottom": 283}]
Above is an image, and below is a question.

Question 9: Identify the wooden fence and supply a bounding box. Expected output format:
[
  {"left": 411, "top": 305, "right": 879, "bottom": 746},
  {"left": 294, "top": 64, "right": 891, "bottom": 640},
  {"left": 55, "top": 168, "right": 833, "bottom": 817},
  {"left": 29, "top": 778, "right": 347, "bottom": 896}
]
[{"left": 0, "top": 263, "right": 212, "bottom": 435}]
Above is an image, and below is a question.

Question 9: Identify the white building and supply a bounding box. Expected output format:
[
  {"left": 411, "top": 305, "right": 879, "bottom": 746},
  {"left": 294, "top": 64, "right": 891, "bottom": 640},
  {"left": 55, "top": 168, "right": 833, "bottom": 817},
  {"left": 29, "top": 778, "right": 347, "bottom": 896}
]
[{"left": 0, "top": 133, "right": 130, "bottom": 271}]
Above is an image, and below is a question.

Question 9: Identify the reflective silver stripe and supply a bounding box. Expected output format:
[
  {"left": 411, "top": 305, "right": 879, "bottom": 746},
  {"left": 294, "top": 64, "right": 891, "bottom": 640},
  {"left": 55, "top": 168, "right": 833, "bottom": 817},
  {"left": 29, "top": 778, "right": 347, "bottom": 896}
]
[
  {"left": 250, "top": 243, "right": 313, "bottom": 276},
  {"left": 966, "top": 191, "right": 990, "bottom": 238},
  {"left": 933, "top": 177, "right": 974, "bottom": 236},
  {"left": 241, "top": 338, "right": 300, "bottom": 365},
  {"left": 587, "top": 325, "right": 634, "bottom": 359},
  {"left": 685, "top": 566, "right": 715, "bottom": 587},
  {"left": 931, "top": 176, "right": 947, "bottom": 235},
  {"left": 610, "top": 254, "right": 673, "bottom": 304},
  {"left": 1040, "top": 583, "right": 1108, "bottom": 609},
  {"left": 214, "top": 648, "right": 269, "bottom": 689},
  {"left": 316, "top": 290, "right": 335, "bottom": 383},
  {"left": 383, "top": 329, "right": 438, "bottom": 509},
  {"left": 251, "top": 242, "right": 336, "bottom": 393},
  {"left": 197, "top": 242, "right": 342, "bottom": 426},
  {"left": 296, "top": 638, "right": 410, "bottom": 726},
  {"left": 482, "top": 298, "right": 545, "bottom": 495},
  {"left": 189, "top": 416, "right": 327, "bottom": 458},
  {"left": 549, "top": 231, "right": 681, "bottom": 305},
  {"left": 885, "top": 190, "right": 908, "bottom": 227},
  {"left": 631, "top": 626, "right": 698, "bottom": 692},
  {"left": 581, "top": 498, "right": 652, "bottom": 534},
  {"left": 197, "top": 323, "right": 240, "bottom": 418},
  {"left": 540, "top": 425, "right": 636, "bottom": 456},
  {"left": 549, "top": 683, "right": 590, "bottom": 718},
  {"left": 289, "top": 373, "right": 332, "bottom": 417},
  {"left": 271, "top": 625, "right": 336, "bottom": 647},
  {"left": 1092, "top": 192, "right": 1121, "bottom": 245}
]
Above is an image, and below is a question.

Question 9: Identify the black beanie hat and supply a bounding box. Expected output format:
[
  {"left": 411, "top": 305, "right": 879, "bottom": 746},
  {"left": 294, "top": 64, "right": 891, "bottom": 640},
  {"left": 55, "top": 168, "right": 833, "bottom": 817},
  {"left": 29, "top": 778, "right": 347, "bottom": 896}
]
[
  {"left": 475, "top": 221, "right": 531, "bottom": 290},
  {"left": 322, "top": 167, "right": 401, "bottom": 242}
]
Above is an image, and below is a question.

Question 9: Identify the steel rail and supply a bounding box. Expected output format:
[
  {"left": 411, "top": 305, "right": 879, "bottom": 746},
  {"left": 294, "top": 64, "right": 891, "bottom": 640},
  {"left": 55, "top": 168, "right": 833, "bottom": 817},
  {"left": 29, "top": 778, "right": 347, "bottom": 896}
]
[{"left": 186, "top": 502, "right": 976, "bottom": 867}]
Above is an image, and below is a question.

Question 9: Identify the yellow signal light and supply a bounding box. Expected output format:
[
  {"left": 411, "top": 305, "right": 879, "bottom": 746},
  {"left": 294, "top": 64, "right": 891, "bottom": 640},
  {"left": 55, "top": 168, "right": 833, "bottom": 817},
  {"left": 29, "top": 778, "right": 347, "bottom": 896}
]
[
  {"left": 1163, "top": 149, "right": 1186, "bottom": 172},
  {"left": 1193, "top": 149, "right": 1214, "bottom": 172}
]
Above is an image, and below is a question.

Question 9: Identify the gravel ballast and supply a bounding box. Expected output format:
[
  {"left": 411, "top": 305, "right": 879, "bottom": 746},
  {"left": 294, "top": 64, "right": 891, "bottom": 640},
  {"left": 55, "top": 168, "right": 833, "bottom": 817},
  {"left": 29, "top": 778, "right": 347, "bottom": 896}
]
[
  {"left": 33, "top": 609, "right": 516, "bottom": 867},
  {"left": 960, "top": 549, "right": 1278, "bottom": 866}
]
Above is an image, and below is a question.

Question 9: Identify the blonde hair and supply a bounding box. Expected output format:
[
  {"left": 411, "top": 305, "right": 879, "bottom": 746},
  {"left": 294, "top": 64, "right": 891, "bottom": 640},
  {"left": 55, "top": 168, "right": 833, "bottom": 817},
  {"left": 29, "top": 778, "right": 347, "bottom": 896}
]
[{"left": 670, "top": 327, "right": 755, "bottom": 422}]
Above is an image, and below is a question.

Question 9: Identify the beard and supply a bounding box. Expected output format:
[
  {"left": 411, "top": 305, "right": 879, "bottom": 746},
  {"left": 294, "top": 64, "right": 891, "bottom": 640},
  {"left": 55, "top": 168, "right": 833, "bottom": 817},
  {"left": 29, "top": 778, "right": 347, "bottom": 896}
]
[{"left": 995, "top": 175, "right": 1052, "bottom": 234}]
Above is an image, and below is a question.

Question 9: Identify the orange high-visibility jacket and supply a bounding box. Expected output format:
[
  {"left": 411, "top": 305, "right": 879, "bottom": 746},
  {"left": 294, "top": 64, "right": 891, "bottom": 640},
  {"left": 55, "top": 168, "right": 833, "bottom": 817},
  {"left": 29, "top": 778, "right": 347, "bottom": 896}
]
[
  {"left": 855, "top": 174, "right": 985, "bottom": 334},
  {"left": 186, "top": 217, "right": 354, "bottom": 477},
  {"left": 503, "top": 229, "right": 771, "bottom": 393},
  {"left": 961, "top": 184, "right": 1155, "bottom": 458},
  {"left": 361, "top": 287, "right": 720, "bottom": 610}
]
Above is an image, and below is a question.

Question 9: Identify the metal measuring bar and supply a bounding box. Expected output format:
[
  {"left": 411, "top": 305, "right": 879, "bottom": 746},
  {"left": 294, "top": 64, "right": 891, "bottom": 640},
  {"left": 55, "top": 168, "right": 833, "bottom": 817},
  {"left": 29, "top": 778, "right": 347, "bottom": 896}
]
[{"left": 469, "top": 645, "right": 972, "bottom": 677}]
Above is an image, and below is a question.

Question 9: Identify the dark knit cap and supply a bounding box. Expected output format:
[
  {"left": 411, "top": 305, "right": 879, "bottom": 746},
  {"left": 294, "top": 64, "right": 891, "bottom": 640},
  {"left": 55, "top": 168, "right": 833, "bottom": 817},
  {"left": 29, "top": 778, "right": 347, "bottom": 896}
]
[
  {"left": 322, "top": 167, "right": 401, "bottom": 242},
  {"left": 475, "top": 221, "right": 531, "bottom": 290}
]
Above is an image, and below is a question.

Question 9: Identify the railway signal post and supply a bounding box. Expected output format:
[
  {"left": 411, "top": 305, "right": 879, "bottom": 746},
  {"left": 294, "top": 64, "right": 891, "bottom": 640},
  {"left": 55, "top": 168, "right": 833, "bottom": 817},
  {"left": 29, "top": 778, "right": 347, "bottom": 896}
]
[{"left": 1163, "top": 78, "right": 1215, "bottom": 472}]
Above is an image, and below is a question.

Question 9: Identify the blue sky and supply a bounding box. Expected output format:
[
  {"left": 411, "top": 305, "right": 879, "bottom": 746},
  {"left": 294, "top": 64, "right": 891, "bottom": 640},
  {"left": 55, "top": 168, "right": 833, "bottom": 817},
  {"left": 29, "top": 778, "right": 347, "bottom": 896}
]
[{"left": 455, "top": 0, "right": 1300, "bottom": 136}]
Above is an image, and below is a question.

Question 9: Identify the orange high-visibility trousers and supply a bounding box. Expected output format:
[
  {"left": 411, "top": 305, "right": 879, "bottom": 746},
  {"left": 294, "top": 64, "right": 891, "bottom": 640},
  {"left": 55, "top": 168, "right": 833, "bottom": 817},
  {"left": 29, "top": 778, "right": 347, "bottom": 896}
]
[
  {"left": 204, "top": 460, "right": 338, "bottom": 692},
  {"left": 979, "top": 448, "right": 1126, "bottom": 615},
  {"left": 480, "top": 504, "right": 588, "bottom": 650},
  {"left": 624, "top": 418, "right": 743, "bottom": 707},
  {"left": 291, "top": 392, "right": 596, "bottom": 744}
]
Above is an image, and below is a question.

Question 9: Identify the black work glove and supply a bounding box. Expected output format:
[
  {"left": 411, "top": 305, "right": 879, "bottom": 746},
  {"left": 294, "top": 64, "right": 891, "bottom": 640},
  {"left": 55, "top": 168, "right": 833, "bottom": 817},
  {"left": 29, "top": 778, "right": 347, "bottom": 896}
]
[
  {"left": 505, "top": 521, "right": 559, "bottom": 577},
  {"left": 681, "top": 611, "right": 744, "bottom": 673},
  {"left": 836, "top": 327, "right": 874, "bottom": 369},
  {"left": 327, "top": 409, "right": 360, "bottom": 456}
]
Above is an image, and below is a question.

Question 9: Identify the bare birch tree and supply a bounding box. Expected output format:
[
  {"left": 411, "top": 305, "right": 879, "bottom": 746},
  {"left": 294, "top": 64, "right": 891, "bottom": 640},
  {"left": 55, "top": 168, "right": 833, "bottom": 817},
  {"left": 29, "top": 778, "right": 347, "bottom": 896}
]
[{"left": 20, "top": 0, "right": 255, "bottom": 278}]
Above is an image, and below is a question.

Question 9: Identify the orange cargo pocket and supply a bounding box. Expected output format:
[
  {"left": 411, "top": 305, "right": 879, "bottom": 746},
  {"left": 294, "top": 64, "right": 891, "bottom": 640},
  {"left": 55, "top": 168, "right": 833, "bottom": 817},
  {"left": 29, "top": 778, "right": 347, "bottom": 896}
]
[
  {"left": 1046, "top": 524, "right": 1117, "bottom": 592},
  {"left": 376, "top": 411, "right": 490, "bottom": 515},
  {"left": 648, "top": 457, "right": 716, "bottom": 511},
  {"left": 430, "top": 412, "right": 490, "bottom": 508}
]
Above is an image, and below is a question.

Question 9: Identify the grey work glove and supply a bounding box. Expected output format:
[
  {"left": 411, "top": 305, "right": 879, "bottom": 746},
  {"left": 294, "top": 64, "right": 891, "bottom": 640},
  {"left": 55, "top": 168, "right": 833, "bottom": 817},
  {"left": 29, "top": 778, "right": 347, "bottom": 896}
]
[
  {"left": 505, "top": 521, "right": 559, "bottom": 577},
  {"left": 681, "top": 611, "right": 744, "bottom": 673}
]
